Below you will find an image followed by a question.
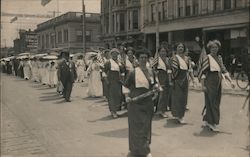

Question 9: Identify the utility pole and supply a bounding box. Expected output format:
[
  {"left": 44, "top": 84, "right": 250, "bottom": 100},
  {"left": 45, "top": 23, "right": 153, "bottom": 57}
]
[
  {"left": 82, "top": 0, "right": 86, "bottom": 53},
  {"left": 155, "top": 0, "right": 160, "bottom": 53}
]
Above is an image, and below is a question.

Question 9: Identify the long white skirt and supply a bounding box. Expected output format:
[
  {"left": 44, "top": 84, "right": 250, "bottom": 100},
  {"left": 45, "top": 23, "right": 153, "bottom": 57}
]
[
  {"left": 87, "top": 70, "right": 103, "bottom": 97},
  {"left": 49, "top": 70, "right": 58, "bottom": 86},
  {"left": 23, "top": 66, "right": 31, "bottom": 79},
  {"left": 77, "top": 66, "right": 85, "bottom": 82},
  {"left": 32, "top": 67, "right": 39, "bottom": 82}
]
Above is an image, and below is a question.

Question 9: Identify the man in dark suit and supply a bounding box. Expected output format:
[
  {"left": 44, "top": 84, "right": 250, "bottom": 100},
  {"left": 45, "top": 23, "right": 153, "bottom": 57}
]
[{"left": 58, "top": 51, "right": 77, "bottom": 102}]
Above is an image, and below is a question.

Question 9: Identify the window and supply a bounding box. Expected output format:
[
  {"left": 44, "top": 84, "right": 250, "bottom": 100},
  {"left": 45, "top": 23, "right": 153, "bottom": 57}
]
[
  {"left": 112, "top": 14, "right": 115, "bottom": 32},
  {"left": 132, "top": 10, "right": 139, "bottom": 29},
  {"left": 201, "top": 0, "right": 209, "bottom": 13},
  {"left": 224, "top": 0, "right": 231, "bottom": 9},
  {"left": 105, "top": 15, "right": 109, "bottom": 33},
  {"left": 192, "top": 0, "right": 199, "bottom": 15},
  {"left": 120, "top": 0, "right": 125, "bottom": 5},
  {"left": 151, "top": 4, "right": 155, "bottom": 22},
  {"left": 119, "top": 13, "right": 125, "bottom": 31},
  {"left": 116, "top": 14, "right": 119, "bottom": 32},
  {"left": 158, "top": 2, "right": 162, "bottom": 21},
  {"left": 234, "top": 0, "right": 244, "bottom": 8},
  {"left": 64, "top": 29, "right": 68, "bottom": 42},
  {"left": 86, "top": 31, "right": 91, "bottom": 42},
  {"left": 50, "top": 33, "right": 55, "bottom": 48},
  {"left": 185, "top": 0, "right": 192, "bottom": 16},
  {"left": 58, "top": 31, "right": 62, "bottom": 43},
  {"left": 163, "top": 1, "right": 168, "bottom": 20},
  {"left": 178, "top": 0, "right": 184, "bottom": 17},
  {"left": 214, "top": 0, "right": 221, "bottom": 11},
  {"left": 76, "top": 30, "right": 82, "bottom": 42},
  {"left": 42, "top": 35, "right": 45, "bottom": 49},
  {"left": 38, "top": 35, "right": 40, "bottom": 47},
  {"left": 46, "top": 34, "right": 49, "bottom": 48}
]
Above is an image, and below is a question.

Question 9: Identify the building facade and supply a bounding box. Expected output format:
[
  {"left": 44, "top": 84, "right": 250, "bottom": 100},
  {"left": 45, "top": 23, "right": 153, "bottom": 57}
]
[
  {"left": 13, "top": 29, "right": 38, "bottom": 54},
  {"left": 101, "top": 0, "right": 142, "bottom": 49},
  {"left": 101, "top": 0, "right": 249, "bottom": 62},
  {"left": 35, "top": 12, "right": 102, "bottom": 53}
]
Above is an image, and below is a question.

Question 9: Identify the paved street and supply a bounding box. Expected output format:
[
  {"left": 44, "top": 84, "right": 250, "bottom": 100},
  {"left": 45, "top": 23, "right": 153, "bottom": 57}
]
[{"left": 1, "top": 74, "right": 249, "bottom": 157}]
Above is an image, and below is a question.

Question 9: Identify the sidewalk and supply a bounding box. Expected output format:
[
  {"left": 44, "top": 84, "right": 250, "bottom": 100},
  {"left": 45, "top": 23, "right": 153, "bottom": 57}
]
[{"left": 189, "top": 78, "right": 248, "bottom": 96}]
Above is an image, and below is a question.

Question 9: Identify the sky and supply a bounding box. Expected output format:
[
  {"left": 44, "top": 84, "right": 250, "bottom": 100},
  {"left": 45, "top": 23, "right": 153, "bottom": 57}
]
[{"left": 1, "top": 0, "right": 100, "bottom": 47}]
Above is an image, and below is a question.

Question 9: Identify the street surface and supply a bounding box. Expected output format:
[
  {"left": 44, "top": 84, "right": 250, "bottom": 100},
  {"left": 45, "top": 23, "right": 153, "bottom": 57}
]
[{"left": 1, "top": 74, "right": 249, "bottom": 157}]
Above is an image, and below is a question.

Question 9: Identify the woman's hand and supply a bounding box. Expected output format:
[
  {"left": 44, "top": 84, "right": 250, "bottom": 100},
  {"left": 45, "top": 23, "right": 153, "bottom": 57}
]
[
  {"left": 125, "top": 97, "right": 132, "bottom": 103},
  {"left": 201, "top": 86, "right": 207, "bottom": 92}
]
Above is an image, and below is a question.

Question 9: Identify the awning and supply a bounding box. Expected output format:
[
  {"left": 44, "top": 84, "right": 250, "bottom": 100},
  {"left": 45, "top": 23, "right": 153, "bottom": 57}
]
[{"left": 203, "top": 23, "right": 248, "bottom": 31}]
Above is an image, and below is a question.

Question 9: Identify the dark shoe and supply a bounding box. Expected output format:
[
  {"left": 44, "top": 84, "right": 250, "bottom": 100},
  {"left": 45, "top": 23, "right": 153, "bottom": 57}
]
[{"left": 65, "top": 99, "right": 71, "bottom": 102}]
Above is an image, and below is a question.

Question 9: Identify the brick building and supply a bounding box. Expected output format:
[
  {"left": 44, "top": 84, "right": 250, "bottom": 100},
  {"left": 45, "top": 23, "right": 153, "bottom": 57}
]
[
  {"left": 35, "top": 12, "right": 102, "bottom": 53},
  {"left": 101, "top": 0, "right": 249, "bottom": 62},
  {"left": 101, "top": 0, "right": 142, "bottom": 49}
]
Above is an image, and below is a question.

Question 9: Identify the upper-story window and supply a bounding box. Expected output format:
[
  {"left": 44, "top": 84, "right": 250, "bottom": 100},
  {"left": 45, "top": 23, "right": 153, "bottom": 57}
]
[
  {"left": 214, "top": 0, "right": 221, "bottom": 11},
  {"left": 86, "top": 31, "right": 91, "bottom": 42},
  {"left": 64, "top": 29, "right": 68, "bottom": 43},
  {"left": 46, "top": 34, "right": 49, "bottom": 48},
  {"left": 132, "top": 10, "right": 139, "bottom": 29},
  {"left": 178, "top": 0, "right": 184, "bottom": 17},
  {"left": 224, "top": 0, "right": 232, "bottom": 9},
  {"left": 192, "top": 0, "right": 199, "bottom": 15},
  {"left": 234, "top": 0, "right": 245, "bottom": 8},
  {"left": 201, "top": 0, "right": 209, "bottom": 13},
  {"left": 120, "top": 0, "right": 125, "bottom": 5},
  {"left": 162, "top": 1, "right": 168, "bottom": 20},
  {"left": 185, "top": 0, "right": 192, "bottom": 16},
  {"left": 119, "top": 12, "right": 125, "bottom": 31},
  {"left": 58, "top": 31, "right": 62, "bottom": 43},
  {"left": 150, "top": 4, "right": 156, "bottom": 22}
]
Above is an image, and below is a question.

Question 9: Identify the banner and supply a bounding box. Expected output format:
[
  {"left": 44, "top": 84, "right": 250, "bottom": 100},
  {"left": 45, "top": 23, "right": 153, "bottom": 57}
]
[{"left": 41, "top": 0, "right": 52, "bottom": 6}]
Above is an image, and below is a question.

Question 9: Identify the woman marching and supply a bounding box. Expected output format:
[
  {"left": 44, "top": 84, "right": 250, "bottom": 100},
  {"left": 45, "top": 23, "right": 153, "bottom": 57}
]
[
  {"left": 198, "top": 40, "right": 234, "bottom": 131},
  {"left": 124, "top": 49, "right": 156, "bottom": 157},
  {"left": 86, "top": 56, "right": 103, "bottom": 97},
  {"left": 171, "top": 42, "right": 195, "bottom": 124},
  {"left": 154, "top": 47, "right": 173, "bottom": 118},
  {"left": 103, "top": 48, "right": 125, "bottom": 118}
]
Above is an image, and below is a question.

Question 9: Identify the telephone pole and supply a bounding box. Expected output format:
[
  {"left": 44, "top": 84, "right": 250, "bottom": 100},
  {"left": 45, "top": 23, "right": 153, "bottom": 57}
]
[
  {"left": 155, "top": 0, "right": 160, "bottom": 53},
  {"left": 82, "top": 0, "right": 86, "bottom": 53}
]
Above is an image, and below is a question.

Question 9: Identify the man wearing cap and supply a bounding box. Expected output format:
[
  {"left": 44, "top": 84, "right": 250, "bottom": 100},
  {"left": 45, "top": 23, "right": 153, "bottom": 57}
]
[{"left": 58, "top": 51, "right": 77, "bottom": 102}]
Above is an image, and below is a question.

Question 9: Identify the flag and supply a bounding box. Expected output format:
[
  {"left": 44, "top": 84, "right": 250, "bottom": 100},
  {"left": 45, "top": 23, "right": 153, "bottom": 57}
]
[
  {"left": 96, "top": 52, "right": 105, "bottom": 68},
  {"left": 197, "top": 46, "right": 209, "bottom": 81},
  {"left": 151, "top": 51, "right": 159, "bottom": 67},
  {"left": 41, "top": 0, "right": 52, "bottom": 6},
  {"left": 10, "top": 16, "right": 18, "bottom": 23}
]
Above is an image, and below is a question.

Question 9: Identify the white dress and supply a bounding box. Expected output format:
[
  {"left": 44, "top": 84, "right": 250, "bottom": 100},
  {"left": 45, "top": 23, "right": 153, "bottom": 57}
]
[
  {"left": 76, "top": 59, "right": 85, "bottom": 82},
  {"left": 23, "top": 60, "right": 32, "bottom": 80},
  {"left": 49, "top": 63, "right": 58, "bottom": 86},
  {"left": 31, "top": 61, "right": 39, "bottom": 82},
  {"left": 87, "top": 62, "right": 103, "bottom": 97}
]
